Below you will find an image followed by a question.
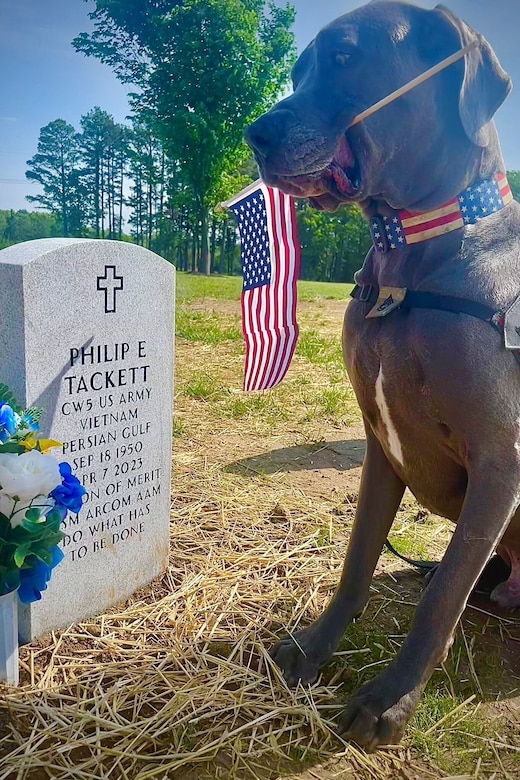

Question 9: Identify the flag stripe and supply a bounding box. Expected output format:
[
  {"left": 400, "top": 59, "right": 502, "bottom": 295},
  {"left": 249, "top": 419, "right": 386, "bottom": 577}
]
[
  {"left": 270, "top": 189, "right": 298, "bottom": 388},
  {"left": 400, "top": 199, "right": 460, "bottom": 226},
  {"left": 229, "top": 182, "right": 300, "bottom": 392},
  {"left": 265, "top": 187, "right": 290, "bottom": 389},
  {"left": 242, "top": 288, "right": 257, "bottom": 391},
  {"left": 254, "top": 286, "right": 270, "bottom": 389},
  {"left": 249, "top": 287, "right": 266, "bottom": 390},
  {"left": 499, "top": 175, "right": 514, "bottom": 205},
  {"left": 261, "top": 187, "right": 283, "bottom": 389},
  {"left": 405, "top": 218, "right": 465, "bottom": 243},
  {"left": 272, "top": 194, "right": 300, "bottom": 387},
  {"left": 404, "top": 212, "right": 464, "bottom": 237}
]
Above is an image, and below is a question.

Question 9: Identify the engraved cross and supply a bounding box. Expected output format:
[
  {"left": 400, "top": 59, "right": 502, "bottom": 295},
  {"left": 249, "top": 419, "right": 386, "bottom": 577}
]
[{"left": 97, "top": 266, "right": 124, "bottom": 314}]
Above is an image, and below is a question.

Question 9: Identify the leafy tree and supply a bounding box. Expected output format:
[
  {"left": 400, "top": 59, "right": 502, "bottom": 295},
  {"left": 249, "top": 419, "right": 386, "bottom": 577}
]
[
  {"left": 126, "top": 121, "right": 168, "bottom": 250},
  {"left": 80, "top": 107, "right": 126, "bottom": 239},
  {"left": 25, "top": 120, "right": 87, "bottom": 236},
  {"left": 507, "top": 170, "right": 520, "bottom": 203},
  {"left": 73, "top": 0, "right": 296, "bottom": 274},
  {"left": 297, "top": 203, "right": 372, "bottom": 283},
  {"left": 0, "top": 210, "right": 59, "bottom": 249}
]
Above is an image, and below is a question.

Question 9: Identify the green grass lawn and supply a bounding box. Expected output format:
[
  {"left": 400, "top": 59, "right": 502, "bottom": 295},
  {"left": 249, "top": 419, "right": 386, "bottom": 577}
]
[{"left": 176, "top": 271, "right": 353, "bottom": 303}]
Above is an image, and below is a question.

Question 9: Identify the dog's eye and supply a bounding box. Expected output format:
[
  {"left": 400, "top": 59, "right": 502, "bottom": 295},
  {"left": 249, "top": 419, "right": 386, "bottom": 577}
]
[{"left": 334, "top": 52, "right": 351, "bottom": 66}]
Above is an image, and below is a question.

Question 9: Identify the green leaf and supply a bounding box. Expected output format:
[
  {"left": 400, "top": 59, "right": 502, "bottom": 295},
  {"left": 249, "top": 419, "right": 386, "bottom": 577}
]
[
  {"left": 0, "top": 570, "right": 20, "bottom": 595},
  {"left": 23, "top": 407, "right": 43, "bottom": 425},
  {"left": 45, "top": 509, "right": 62, "bottom": 525},
  {"left": 0, "top": 442, "right": 25, "bottom": 454},
  {"left": 0, "top": 384, "right": 23, "bottom": 415},
  {"left": 13, "top": 545, "right": 31, "bottom": 568},
  {"left": 33, "top": 548, "right": 53, "bottom": 566}
]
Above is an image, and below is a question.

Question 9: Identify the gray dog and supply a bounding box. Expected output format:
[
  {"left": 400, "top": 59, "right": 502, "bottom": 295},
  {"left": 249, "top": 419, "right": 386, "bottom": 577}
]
[{"left": 245, "top": 0, "right": 520, "bottom": 750}]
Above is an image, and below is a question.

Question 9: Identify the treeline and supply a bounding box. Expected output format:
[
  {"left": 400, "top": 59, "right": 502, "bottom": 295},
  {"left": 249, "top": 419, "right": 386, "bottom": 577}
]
[
  {"left": 0, "top": 210, "right": 59, "bottom": 250},
  {"left": 24, "top": 110, "right": 242, "bottom": 272},
  {"left": 22, "top": 105, "right": 373, "bottom": 283}
]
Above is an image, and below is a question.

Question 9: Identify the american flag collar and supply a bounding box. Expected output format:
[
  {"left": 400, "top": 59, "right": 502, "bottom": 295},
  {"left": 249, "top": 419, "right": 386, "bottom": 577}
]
[{"left": 369, "top": 172, "right": 513, "bottom": 253}]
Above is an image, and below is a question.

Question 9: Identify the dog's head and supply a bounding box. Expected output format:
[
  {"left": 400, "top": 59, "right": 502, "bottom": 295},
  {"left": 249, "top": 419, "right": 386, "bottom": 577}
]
[{"left": 245, "top": 1, "right": 511, "bottom": 212}]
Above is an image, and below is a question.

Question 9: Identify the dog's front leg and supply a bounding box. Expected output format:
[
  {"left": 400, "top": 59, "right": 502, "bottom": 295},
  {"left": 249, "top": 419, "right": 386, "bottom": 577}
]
[
  {"left": 272, "top": 423, "right": 405, "bottom": 685},
  {"left": 339, "top": 455, "right": 520, "bottom": 751}
]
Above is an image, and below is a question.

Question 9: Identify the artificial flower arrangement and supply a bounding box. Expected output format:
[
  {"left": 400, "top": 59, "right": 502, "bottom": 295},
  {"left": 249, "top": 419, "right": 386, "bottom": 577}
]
[{"left": 0, "top": 385, "right": 86, "bottom": 603}]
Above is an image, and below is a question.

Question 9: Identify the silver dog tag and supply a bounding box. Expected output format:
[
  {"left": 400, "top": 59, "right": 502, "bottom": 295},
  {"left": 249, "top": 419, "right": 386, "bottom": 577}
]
[
  {"left": 503, "top": 294, "right": 520, "bottom": 350},
  {"left": 366, "top": 286, "right": 407, "bottom": 318}
]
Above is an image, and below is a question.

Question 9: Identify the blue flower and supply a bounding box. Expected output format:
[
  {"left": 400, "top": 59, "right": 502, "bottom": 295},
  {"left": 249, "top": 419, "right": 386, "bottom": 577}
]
[
  {"left": 50, "top": 462, "right": 86, "bottom": 517},
  {"left": 18, "top": 547, "right": 64, "bottom": 603},
  {"left": 0, "top": 403, "right": 18, "bottom": 443}
]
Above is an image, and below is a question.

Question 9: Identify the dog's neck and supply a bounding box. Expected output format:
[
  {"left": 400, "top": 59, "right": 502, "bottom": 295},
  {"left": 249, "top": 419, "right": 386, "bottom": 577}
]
[
  {"left": 361, "top": 131, "right": 510, "bottom": 253},
  {"left": 353, "top": 130, "right": 515, "bottom": 295},
  {"left": 362, "top": 123, "right": 506, "bottom": 215},
  {"left": 367, "top": 172, "right": 512, "bottom": 253}
]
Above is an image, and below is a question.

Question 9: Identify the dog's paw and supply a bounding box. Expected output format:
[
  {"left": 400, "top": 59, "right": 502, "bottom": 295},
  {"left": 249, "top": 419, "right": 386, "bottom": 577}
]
[
  {"left": 271, "top": 628, "right": 332, "bottom": 686},
  {"left": 337, "top": 678, "right": 422, "bottom": 751}
]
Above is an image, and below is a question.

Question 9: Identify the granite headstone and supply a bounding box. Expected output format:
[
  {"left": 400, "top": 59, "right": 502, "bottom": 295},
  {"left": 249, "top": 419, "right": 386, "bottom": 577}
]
[{"left": 0, "top": 238, "right": 175, "bottom": 642}]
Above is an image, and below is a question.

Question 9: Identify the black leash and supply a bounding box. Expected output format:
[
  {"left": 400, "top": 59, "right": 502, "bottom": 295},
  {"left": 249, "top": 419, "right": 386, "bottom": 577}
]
[{"left": 384, "top": 538, "right": 437, "bottom": 572}]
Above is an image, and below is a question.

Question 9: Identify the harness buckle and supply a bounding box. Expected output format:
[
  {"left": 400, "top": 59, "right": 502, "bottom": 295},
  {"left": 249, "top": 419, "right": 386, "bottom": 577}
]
[
  {"left": 503, "top": 293, "right": 520, "bottom": 350},
  {"left": 358, "top": 284, "right": 374, "bottom": 302}
]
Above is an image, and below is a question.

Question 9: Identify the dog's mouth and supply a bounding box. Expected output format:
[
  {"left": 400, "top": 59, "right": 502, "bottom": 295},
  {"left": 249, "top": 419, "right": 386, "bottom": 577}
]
[{"left": 269, "top": 133, "right": 361, "bottom": 211}]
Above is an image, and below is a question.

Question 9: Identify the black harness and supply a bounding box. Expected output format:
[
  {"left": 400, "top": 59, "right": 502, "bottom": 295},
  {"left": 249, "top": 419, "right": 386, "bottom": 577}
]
[{"left": 351, "top": 283, "right": 520, "bottom": 366}]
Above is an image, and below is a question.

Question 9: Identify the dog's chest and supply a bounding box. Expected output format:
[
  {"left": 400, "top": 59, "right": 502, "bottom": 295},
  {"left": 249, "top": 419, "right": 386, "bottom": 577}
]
[
  {"left": 344, "top": 302, "right": 421, "bottom": 434},
  {"left": 342, "top": 300, "right": 469, "bottom": 517}
]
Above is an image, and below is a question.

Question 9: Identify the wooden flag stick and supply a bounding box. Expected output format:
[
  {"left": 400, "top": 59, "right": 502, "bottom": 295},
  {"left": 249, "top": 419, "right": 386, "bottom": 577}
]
[{"left": 349, "top": 40, "right": 478, "bottom": 126}]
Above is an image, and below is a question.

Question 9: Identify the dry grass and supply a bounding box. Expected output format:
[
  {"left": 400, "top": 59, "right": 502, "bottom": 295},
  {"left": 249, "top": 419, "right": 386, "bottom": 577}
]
[{"left": 1, "top": 277, "right": 519, "bottom": 780}]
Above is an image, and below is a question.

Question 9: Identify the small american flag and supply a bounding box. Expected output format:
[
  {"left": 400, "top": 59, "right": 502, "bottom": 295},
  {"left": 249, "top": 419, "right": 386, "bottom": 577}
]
[{"left": 227, "top": 182, "right": 301, "bottom": 391}]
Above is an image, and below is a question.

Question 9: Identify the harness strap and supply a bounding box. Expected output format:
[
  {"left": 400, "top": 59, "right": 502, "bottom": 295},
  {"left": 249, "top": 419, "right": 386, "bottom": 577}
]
[
  {"left": 351, "top": 284, "right": 497, "bottom": 322},
  {"left": 351, "top": 283, "right": 520, "bottom": 366}
]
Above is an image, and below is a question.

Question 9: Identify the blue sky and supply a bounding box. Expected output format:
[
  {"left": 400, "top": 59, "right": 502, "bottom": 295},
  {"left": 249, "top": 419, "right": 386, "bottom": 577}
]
[{"left": 1, "top": 0, "right": 519, "bottom": 212}]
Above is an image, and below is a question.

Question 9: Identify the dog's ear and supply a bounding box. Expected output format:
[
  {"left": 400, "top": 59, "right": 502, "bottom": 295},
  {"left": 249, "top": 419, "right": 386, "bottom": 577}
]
[{"left": 432, "top": 4, "right": 511, "bottom": 147}]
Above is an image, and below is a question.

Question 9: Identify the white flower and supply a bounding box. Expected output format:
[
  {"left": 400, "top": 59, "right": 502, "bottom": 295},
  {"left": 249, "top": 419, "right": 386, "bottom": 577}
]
[
  {"left": 0, "top": 451, "right": 62, "bottom": 527},
  {"left": 0, "top": 450, "right": 61, "bottom": 499}
]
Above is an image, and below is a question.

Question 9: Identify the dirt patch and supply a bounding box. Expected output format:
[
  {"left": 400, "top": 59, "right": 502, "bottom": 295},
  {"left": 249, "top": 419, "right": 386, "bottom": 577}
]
[{"left": 226, "top": 433, "right": 366, "bottom": 497}]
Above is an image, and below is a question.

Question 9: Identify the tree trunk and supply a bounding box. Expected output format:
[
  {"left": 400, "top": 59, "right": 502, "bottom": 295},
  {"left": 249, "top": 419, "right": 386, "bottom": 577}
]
[
  {"left": 60, "top": 144, "right": 68, "bottom": 237},
  {"left": 100, "top": 155, "right": 105, "bottom": 239},
  {"left": 190, "top": 234, "right": 197, "bottom": 273},
  {"left": 227, "top": 225, "right": 236, "bottom": 275},
  {"left": 95, "top": 158, "right": 100, "bottom": 239},
  {"left": 118, "top": 155, "right": 124, "bottom": 240},
  {"left": 199, "top": 204, "right": 210, "bottom": 275},
  {"left": 147, "top": 181, "right": 153, "bottom": 249},
  {"left": 210, "top": 216, "right": 217, "bottom": 273},
  {"left": 107, "top": 153, "right": 112, "bottom": 239},
  {"left": 218, "top": 218, "right": 227, "bottom": 274}
]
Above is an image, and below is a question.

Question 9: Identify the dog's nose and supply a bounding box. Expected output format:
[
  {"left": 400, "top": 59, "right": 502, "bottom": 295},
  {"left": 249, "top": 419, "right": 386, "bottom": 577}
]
[{"left": 245, "top": 109, "right": 293, "bottom": 157}]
